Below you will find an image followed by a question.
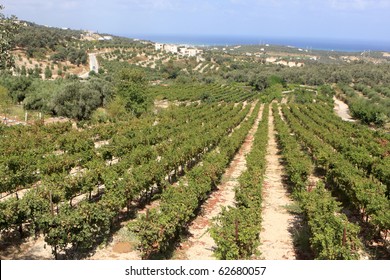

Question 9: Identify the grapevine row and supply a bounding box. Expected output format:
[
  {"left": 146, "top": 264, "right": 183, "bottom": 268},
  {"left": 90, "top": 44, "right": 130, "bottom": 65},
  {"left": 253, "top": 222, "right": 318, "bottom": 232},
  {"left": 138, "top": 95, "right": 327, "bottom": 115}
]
[
  {"left": 273, "top": 104, "right": 361, "bottom": 259},
  {"left": 281, "top": 105, "right": 390, "bottom": 235},
  {"left": 131, "top": 103, "right": 261, "bottom": 259},
  {"left": 0, "top": 103, "right": 250, "bottom": 256},
  {"left": 299, "top": 104, "right": 390, "bottom": 196},
  {"left": 42, "top": 102, "right": 253, "bottom": 257},
  {"left": 210, "top": 104, "right": 269, "bottom": 259}
]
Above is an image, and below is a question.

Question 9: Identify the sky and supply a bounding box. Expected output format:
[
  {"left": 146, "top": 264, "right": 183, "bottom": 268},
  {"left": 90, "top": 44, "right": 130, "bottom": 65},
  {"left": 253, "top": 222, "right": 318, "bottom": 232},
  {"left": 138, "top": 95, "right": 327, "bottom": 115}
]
[{"left": 2, "top": 0, "right": 390, "bottom": 43}]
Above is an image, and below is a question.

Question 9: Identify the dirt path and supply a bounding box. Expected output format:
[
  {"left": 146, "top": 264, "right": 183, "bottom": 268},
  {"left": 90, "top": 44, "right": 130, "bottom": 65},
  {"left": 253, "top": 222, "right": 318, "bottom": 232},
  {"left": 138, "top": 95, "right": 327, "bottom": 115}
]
[
  {"left": 333, "top": 96, "right": 356, "bottom": 122},
  {"left": 174, "top": 104, "right": 264, "bottom": 260},
  {"left": 0, "top": 115, "right": 27, "bottom": 126},
  {"left": 0, "top": 236, "right": 53, "bottom": 260},
  {"left": 88, "top": 224, "right": 141, "bottom": 260},
  {"left": 258, "top": 105, "right": 296, "bottom": 260}
]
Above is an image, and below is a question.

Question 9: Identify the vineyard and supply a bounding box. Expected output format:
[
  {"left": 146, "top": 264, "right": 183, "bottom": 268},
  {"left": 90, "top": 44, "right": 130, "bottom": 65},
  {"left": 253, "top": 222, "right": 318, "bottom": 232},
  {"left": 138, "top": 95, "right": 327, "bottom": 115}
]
[
  {"left": 0, "top": 84, "right": 389, "bottom": 260},
  {"left": 148, "top": 83, "right": 257, "bottom": 103}
]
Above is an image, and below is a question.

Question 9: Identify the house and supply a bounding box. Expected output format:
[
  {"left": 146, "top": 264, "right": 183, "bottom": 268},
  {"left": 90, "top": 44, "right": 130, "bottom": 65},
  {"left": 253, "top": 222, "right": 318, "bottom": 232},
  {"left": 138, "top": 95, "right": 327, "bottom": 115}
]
[
  {"left": 155, "top": 43, "right": 179, "bottom": 54},
  {"left": 155, "top": 43, "right": 203, "bottom": 57},
  {"left": 164, "top": 44, "right": 179, "bottom": 53},
  {"left": 155, "top": 43, "right": 164, "bottom": 51},
  {"left": 179, "top": 47, "right": 202, "bottom": 57}
]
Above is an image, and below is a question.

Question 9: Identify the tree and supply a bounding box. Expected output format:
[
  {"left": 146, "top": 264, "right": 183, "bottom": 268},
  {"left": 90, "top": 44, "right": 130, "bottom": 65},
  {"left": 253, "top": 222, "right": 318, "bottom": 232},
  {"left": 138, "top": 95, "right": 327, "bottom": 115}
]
[
  {"left": 23, "top": 79, "right": 60, "bottom": 112},
  {"left": 106, "top": 95, "right": 128, "bottom": 120},
  {"left": 44, "top": 66, "right": 52, "bottom": 79},
  {"left": 51, "top": 81, "right": 102, "bottom": 120},
  {"left": 161, "top": 60, "right": 180, "bottom": 79},
  {"left": 0, "top": 5, "right": 19, "bottom": 71},
  {"left": 114, "top": 68, "right": 149, "bottom": 117},
  {"left": 249, "top": 74, "right": 269, "bottom": 91},
  {"left": 21, "top": 65, "right": 27, "bottom": 76},
  {"left": 0, "top": 85, "right": 12, "bottom": 122},
  {"left": 1, "top": 76, "right": 33, "bottom": 103}
]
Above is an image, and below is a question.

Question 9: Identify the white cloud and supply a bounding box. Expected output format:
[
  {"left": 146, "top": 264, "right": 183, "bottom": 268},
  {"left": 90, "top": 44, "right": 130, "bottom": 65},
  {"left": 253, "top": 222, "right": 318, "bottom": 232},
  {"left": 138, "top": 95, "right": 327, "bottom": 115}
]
[
  {"left": 60, "top": 1, "right": 79, "bottom": 10},
  {"left": 328, "top": 0, "right": 390, "bottom": 10},
  {"left": 3, "top": 0, "right": 82, "bottom": 10},
  {"left": 114, "top": 0, "right": 181, "bottom": 10}
]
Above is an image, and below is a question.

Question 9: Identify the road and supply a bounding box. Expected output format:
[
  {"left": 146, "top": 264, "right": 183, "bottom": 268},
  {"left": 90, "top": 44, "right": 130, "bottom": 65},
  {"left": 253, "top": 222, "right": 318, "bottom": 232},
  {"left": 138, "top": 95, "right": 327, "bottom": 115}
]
[
  {"left": 79, "top": 53, "right": 99, "bottom": 79},
  {"left": 89, "top": 53, "right": 99, "bottom": 73}
]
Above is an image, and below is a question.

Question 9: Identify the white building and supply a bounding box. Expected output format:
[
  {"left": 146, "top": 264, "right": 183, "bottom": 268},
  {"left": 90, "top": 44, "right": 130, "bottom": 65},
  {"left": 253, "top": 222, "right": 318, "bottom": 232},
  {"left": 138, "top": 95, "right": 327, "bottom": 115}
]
[
  {"left": 98, "top": 36, "right": 113, "bottom": 41},
  {"left": 164, "top": 44, "right": 179, "bottom": 53},
  {"left": 179, "top": 47, "right": 202, "bottom": 57},
  {"left": 155, "top": 43, "right": 164, "bottom": 51},
  {"left": 155, "top": 43, "right": 179, "bottom": 53},
  {"left": 155, "top": 43, "right": 202, "bottom": 57}
]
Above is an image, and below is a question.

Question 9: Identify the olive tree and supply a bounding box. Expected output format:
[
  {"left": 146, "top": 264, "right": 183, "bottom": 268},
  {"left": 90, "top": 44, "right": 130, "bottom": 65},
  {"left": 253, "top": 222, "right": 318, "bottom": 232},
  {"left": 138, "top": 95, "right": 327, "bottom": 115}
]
[{"left": 0, "top": 5, "right": 19, "bottom": 71}]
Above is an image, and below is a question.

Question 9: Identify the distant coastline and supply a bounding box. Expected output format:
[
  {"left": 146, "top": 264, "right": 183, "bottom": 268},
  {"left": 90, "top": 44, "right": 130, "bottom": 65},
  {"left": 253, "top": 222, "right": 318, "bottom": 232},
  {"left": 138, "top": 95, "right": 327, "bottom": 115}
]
[{"left": 127, "top": 34, "right": 390, "bottom": 52}]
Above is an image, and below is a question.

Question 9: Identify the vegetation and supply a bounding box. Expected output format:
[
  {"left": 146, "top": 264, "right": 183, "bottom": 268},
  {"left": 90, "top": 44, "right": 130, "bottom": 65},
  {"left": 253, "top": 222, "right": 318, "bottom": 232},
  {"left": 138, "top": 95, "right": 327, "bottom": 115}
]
[
  {"left": 211, "top": 105, "right": 269, "bottom": 259},
  {"left": 272, "top": 104, "right": 361, "bottom": 259},
  {"left": 131, "top": 103, "right": 255, "bottom": 259},
  {"left": 0, "top": 5, "right": 19, "bottom": 71},
  {"left": 51, "top": 81, "right": 106, "bottom": 120},
  {"left": 114, "top": 68, "right": 149, "bottom": 117},
  {"left": 0, "top": 15, "right": 389, "bottom": 261},
  {"left": 0, "top": 85, "right": 12, "bottom": 118}
]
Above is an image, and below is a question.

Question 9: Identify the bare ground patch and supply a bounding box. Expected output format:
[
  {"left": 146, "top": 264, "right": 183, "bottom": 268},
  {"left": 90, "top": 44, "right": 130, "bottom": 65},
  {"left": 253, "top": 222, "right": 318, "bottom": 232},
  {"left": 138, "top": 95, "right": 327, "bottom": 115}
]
[
  {"left": 258, "top": 105, "right": 296, "bottom": 260},
  {"left": 333, "top": 96, "right": 356, "bottom": 122}
]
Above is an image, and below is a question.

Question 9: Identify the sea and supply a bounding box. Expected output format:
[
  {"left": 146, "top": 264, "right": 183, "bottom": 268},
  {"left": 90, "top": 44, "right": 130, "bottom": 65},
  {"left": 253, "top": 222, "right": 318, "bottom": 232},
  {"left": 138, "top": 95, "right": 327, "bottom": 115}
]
[{"left": 128, "top": 34, "right": 390, "bottom": 52}]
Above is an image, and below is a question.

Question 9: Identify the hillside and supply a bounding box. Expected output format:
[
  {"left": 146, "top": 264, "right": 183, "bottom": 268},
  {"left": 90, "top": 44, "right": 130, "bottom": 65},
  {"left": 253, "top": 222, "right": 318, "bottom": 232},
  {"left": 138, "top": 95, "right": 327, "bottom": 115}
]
[
  {"left": 0, "top": 17, "right": 390, "bottom": 262},
  {"left": 10, "top": 21, "right": 145, "bottom": 79}
]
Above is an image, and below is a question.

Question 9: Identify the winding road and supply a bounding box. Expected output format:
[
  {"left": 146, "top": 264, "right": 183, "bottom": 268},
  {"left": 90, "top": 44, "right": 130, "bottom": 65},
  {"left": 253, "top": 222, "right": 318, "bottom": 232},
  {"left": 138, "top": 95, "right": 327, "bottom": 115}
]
[{"left": 79, "top": 53, "right": 99, "bottom": 79}]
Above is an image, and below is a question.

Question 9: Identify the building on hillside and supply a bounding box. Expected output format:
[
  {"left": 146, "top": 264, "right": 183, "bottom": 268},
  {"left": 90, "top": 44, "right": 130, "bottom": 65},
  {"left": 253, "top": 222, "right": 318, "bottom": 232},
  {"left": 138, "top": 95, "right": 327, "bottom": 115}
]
[
  {"left": 164, "top": 44, "right": 179, "bottom": 53},
  {"left": 179, "top": 47, "right": 202, "bottom": 57},
  {"left": 98, "top": 36, "right": 113, "bottom": 41},
  {"left": 155, "top": 43, "right": 164, "bottom": 51},
  {"left": 155, "top": 43, "right": 178, "bottom": 53},
  {"left": 155, "top": 43, "right": 203, "bottom": 57}
]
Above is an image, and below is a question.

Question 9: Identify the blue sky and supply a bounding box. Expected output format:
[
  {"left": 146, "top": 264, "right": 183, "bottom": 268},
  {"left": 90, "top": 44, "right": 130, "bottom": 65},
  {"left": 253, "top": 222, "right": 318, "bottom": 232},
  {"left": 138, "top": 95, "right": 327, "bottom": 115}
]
[{"left": 3, "top": 0, "right": 390, "bottom": 43}]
